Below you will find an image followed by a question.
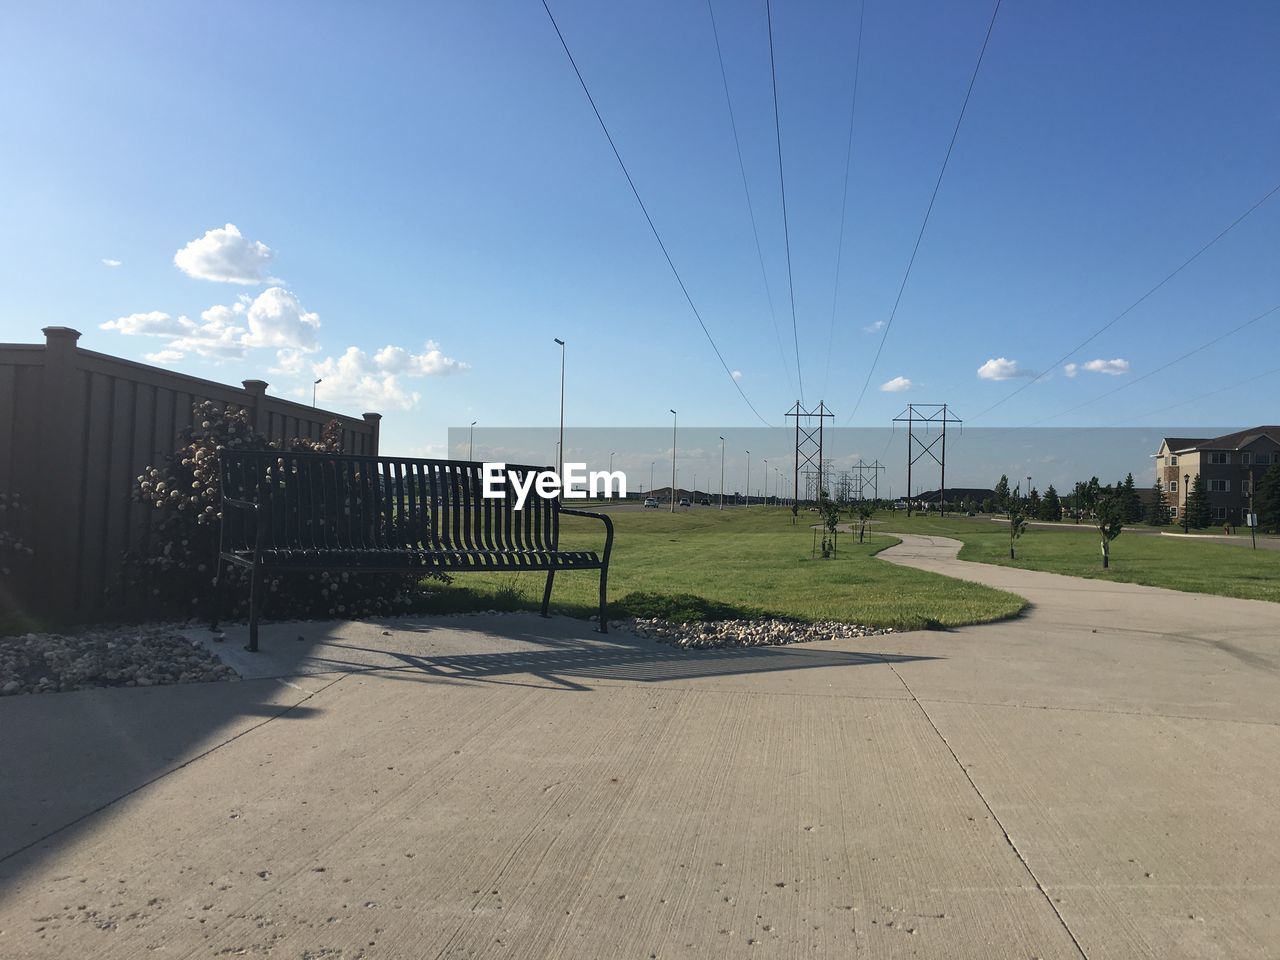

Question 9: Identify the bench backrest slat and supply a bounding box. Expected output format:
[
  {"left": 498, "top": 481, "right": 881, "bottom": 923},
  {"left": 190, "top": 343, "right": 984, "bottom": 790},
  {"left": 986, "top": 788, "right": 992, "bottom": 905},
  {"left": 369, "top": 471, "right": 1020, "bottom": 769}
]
[{"left": 218, "top": 452, "right": 561, "bottom": 555}]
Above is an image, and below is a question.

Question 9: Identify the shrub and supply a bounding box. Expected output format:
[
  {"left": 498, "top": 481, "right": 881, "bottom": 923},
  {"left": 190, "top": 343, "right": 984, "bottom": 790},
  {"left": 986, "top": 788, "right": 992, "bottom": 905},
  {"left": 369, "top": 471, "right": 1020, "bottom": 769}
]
[
  {"left": 124, "top": 400, "right": 446, "bottom": 623},
  {"left": 0, "top": 492, "right": 34, "bottom": 581}
]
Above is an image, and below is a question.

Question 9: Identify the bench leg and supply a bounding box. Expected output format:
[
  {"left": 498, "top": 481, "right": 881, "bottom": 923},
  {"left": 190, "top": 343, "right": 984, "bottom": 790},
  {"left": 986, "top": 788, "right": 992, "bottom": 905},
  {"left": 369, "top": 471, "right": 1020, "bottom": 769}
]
[
  {"left": 596, "top": 565, "right": 608, "bottom": 634},
  {"left": 209, "top": 556, "right": 225, "bottom": 633},
  {"left": 540, "top": 569, "right": 556, "bottom": 618},
  {"left": 246, "top": 562, "right": 264, "bottom": 653}
]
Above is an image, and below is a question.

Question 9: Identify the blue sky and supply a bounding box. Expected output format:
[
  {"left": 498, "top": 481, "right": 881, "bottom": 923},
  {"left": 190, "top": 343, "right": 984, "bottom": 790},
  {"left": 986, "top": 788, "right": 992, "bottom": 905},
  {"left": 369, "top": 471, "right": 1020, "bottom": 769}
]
[{"left": 2, "top": 0, "right": 1278, "bottom": 461}]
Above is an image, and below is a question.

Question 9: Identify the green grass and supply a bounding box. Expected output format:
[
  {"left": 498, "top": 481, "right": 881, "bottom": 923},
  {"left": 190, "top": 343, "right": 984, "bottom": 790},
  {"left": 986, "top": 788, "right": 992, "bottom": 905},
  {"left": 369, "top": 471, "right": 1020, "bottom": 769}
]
[
  {"left": 425, "top": 507, "right": 1025, "bottom": 630},
  {"left": 873, "top": 512, "right": 1280, "bottom": 603}
]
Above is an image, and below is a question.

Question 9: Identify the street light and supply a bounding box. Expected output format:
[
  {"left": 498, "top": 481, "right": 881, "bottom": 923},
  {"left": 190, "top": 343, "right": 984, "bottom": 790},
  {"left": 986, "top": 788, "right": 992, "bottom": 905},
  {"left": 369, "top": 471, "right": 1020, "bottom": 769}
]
[
  {"left": 469, "top": 420, "right": 477, "bottom": 461},
  {"left": 1183, "top": 472, "right": 1190, "bottom": 533},
  {"left": 650, "top": 460, "right": 655, "bottom": 494},
  {"left": 763, "top": 459, "right": 769, "bottom": 504},
  {"left": 609, "top": 451, "right": 615, "bottom": 473},
  {"left": 670, "top": 409, "right": 678, "bottom": 514},
  {"left": 719, "top": 436, "right": 725, "bottom": 510},
  {"left": 745, "top": 451, "right": 750, "bottom": 507},
  {"left": 554, "top": 338, "right": 565, "bottom": 500},
  {"left": 312, "top": 378, "right": 322, "bottom": 407}
]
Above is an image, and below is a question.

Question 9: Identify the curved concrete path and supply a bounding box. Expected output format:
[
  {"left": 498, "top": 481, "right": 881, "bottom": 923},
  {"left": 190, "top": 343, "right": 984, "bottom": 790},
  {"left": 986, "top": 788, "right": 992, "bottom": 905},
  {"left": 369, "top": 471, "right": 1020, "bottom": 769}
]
[{"left": 1, "top": 538, "right": 1277, "bottom": 959}]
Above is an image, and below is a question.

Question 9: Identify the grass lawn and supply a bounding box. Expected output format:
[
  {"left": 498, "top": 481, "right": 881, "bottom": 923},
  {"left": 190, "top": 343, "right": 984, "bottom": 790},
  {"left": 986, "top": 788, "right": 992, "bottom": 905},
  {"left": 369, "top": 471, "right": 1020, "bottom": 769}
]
[
  {"left": 874, "top": 513, "right": 1280, "bottom": 604},
  {"left": 426, "top": 507, "right": 1025, "bottom": 630}
]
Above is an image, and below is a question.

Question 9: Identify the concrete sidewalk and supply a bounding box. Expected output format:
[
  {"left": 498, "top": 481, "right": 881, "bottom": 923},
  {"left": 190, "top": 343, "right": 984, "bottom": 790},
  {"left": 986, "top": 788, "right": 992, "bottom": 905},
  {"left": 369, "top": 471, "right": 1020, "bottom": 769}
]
[{"left": 2, "top": 538, "right": 1278, "bottom": 958}]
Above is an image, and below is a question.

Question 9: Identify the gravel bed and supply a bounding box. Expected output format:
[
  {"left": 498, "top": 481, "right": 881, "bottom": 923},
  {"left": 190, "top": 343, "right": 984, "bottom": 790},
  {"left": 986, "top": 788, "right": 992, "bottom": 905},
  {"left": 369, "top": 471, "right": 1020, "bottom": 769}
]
[
  {"left": 0, "top": 624, "right": 237, "bottom": 696},
  {"left": 627, "top": 617, "right": 893, "bottom": 649}
]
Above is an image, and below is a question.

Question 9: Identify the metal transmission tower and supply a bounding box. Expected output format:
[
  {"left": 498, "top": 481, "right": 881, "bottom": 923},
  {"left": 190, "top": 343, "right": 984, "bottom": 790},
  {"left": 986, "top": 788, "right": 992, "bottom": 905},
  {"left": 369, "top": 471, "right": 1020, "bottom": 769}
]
[
  {"left": 892, "top": 404, "right": 962, "bottom": 516},
  {"left": 787, "top": 402, "right": 834, "bottom": 510},
  {"left": 851, "top": 459, "right": 885, "bottom": 502}
]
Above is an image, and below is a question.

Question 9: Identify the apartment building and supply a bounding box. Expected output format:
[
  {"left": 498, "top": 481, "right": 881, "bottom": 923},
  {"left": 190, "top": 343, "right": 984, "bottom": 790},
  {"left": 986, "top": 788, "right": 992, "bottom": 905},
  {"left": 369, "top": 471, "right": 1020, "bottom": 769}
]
[{"left": 1153, "top": 426, "right": 1280, "bottom": 522}]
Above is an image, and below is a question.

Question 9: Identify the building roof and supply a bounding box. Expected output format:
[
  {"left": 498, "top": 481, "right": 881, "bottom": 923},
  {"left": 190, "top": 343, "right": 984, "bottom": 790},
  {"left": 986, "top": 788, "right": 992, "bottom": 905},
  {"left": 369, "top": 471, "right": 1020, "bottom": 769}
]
[{"left": 1164, "top": 426, "right": 1280, "bottom": 454}]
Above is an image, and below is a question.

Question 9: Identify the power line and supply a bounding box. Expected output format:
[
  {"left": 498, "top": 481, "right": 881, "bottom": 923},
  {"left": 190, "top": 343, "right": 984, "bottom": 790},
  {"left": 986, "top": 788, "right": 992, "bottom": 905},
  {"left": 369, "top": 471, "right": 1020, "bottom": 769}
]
[
  {"left": 1025, "top": 302, "right": 1280, "bottom": 427},
  {"left": 1114, "top": 363, "right": 1280, "bottom": 426},
  {"left": 846, "top": 0, "right": 1002, "bottom": 424},
  {"left": 766, "top": 0, "right": 804, "bottom": 404},
  {"left": 706, "top": 0, "right": 798, "bottom": 397},
  {"left": 820, "top": 0, "right": 866, "bottom": 402},
  {"left": 540, "top": 0, "right": 773, "bottom": 426},
  {"left": 970, "top": 178, "right": 1280, "bottom": 423}
]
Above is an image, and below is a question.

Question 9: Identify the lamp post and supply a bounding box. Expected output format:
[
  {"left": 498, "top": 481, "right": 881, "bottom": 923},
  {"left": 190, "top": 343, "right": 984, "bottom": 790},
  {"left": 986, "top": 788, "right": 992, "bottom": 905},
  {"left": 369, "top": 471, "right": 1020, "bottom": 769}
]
[
  {"left": 1249, "top": 469, "right": 1257, "bottom": 549},
  {"left": 312, "top": 378, "right": 322, "bottom": 407},
  {"left": 1183, "top": 472, "right": 1190, "bottom": 533},
  {"left": 670, "top": 409, "right": 678, "bottom": 513},
  {"left": 719, "top": 436, "right": 725, "bottom": 510},
  {"left": 469, "top": 420, "right": 477, "bottom": 461},
  {"left": 554, "top": 338, "right": 566, "bottom": 500},
  {"left": 650, "top": 461, "right": 655, "bottom": 494},
  {"left": 763, "top": 459, "right": 768, "bottom": 504},
  {"left": 745, "top": 451, "right": 751, "bottom": 507},
  {"left": 609, "top": 451, "right": 615, "bottom": 473}
]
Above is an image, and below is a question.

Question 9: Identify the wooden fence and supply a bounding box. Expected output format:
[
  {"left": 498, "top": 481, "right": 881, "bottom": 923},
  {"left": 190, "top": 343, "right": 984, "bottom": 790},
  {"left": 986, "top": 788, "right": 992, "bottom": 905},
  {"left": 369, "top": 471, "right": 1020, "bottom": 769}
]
[{"left": 0, "top": 327, "right": 381, "bottom": 623}]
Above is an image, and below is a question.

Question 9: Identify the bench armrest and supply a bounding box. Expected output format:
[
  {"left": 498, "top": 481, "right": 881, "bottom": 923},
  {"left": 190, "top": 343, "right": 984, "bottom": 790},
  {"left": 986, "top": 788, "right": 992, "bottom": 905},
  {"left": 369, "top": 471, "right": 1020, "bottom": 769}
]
[
  {"left": 559, "top": 508, "right": 615, "bottom": 566},
  {"left": 222, "top": 497, "right": 259, "bottom": 512},
  {"left": 219, "top": 495, "right": 267, "bottom": 553}
]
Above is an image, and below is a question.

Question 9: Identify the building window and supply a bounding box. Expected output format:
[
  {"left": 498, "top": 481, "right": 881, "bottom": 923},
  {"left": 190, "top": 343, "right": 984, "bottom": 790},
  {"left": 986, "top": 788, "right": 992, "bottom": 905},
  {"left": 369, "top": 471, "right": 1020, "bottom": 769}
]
[
  {"left": 1213, "top": 506, "right": 1227, "bottom": 520},
  {"left": 1208, "top": 451, "right": 1229, "bottom": 465},
  {"left": 1169, "top": 479, "right": 1178, "bottom": 493},
  {"left": 1209, "top": 479, "right": 1230, "bottom": 493},
  {"left": 1242, "top": 452, "right": 1252, "bottom": 466},
  {"left": 1244, "top": 480, "right": 1252, "bottom": 496},
  {"left": 1258, "top": 453, "right": 1273, "bottom": 466},
  {"left": 1170, "top": 455, "right": 1179, "bottom": 466},
  {"left": 1169, "top": 506, "right": 1178, "bottom": 518}
]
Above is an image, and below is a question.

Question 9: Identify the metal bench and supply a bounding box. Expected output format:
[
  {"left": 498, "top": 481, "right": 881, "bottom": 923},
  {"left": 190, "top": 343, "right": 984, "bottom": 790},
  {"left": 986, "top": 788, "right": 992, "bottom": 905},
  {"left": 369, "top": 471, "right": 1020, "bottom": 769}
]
[{"left": 210, "top": 451, "right": 613, "bottom": 651}]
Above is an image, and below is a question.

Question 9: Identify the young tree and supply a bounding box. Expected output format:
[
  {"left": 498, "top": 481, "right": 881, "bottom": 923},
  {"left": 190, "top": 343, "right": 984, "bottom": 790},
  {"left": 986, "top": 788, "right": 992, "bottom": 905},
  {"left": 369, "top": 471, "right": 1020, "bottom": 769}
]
[
  {"left": 854, "top": 501, "right": 874, "bottom": 542},
  {"left": 1185, "top": 473, "right": 1212, "bottom": 529},
  {"left": 1148, "top": 481, "right": 1171, "bottom": 526},
  {"left": 1027, "top": 487, "right": 1042, "bottom": 520},
  {"left": 1095, "top": 494, "right": 1124, "bottom": 568},
  {"left": 1007, "top": 500, "right": 1028, "bottom": 559},
  {"left": 994, "top": 475, "right": 1011, "bottom": 511},
  {"left": 1041, "top": 484, "right": 1063, "bottom": 521}
]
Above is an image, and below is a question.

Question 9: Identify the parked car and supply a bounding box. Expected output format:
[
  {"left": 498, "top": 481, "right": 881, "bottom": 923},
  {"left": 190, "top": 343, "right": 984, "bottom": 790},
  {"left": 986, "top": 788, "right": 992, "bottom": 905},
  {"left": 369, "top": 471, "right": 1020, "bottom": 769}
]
[
  {"left": 643, "top": 497, "right": 659, "bottom": 509},
  {"left": 699, "top": 498, "right": 711, "bottom": 506},
  {"left": 678, "top": 497, "right": 691, "bottom": 508}
]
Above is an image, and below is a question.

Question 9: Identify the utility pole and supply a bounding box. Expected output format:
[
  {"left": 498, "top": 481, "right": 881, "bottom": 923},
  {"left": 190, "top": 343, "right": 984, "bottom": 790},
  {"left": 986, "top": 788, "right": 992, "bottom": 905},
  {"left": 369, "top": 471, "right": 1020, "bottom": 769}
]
[
  {"left": 719, "top": 436, "right": 725, "bottom": 509},
  {"left": 786, "top": 401, "right": 834, "bottom": 509}
]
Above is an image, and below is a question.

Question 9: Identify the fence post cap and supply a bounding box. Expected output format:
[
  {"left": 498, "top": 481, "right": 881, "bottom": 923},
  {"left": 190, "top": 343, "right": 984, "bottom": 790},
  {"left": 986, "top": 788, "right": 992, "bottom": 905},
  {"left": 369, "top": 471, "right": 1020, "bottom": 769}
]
[
  {"left": 363, "top": 412, "right": 382, "bottom": 422},
  {"left": 42, "top": 326, "right": 82, "bottom": 343},
  {"left": 241, "top": 379, "right": 269, "bottom": 395}
]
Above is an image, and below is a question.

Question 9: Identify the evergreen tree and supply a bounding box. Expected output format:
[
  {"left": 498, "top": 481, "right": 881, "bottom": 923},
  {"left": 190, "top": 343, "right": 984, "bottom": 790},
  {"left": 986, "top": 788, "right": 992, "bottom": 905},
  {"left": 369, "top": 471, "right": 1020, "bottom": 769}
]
[
  {"left": 1027, "top": 488, "right": 1042, "bottom": 520},
  {"left": 994, "top": 475, "right": 1011, "bottom": 511},
  {"left": 1042, "top": 484, "right": 1063, "bottom": 521},
  {"left": 1256, "top": 462, "right": 1280, "bottom": 532},
  {"left": 1185, "top": 473, "right": 1212, "bottom": 529},
  {"left": 1148, "top": 482, "right": 1171, "bottom": 526},
  {"left": 1121, "top": 473, "right": 1143, "bottom": 522}
]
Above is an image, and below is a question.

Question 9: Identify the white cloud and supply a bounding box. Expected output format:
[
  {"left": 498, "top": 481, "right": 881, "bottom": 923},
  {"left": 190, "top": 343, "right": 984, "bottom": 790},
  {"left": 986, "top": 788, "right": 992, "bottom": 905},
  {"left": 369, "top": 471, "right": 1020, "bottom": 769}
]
[
  {"left": 241, "top": 287, "right": 320, "bottom": 351},
  {"left": 271, "top": 349, "right": 307, "bottom": 375},
  {"left": 1082, "top": 357, "right": 1129, "bottom": 376},
  {"left": 731, "top": 369, "right": 743, "bottom": 381},
  {"left": 1064, "top": 363, "right": 1078, "bottom": 378},
  {"left": 372, "top": 340, "right": 467, "bottom": 377},
  {"left": 100, "top": 311, "right": 186, "bottom": 337},
  {"left": 863, "top": 320, "right": 885, "bottom": 333},
  {"left": 144, "top": 349, "right": 184, "bottom": 364},
  {"left": 102, "top": 258, "right": 121, "bottom": 268},
  {"left": 173, "top": 223, "right": 274, "bottom": 284},
  {"left": 977, "top": 357, "right": 1029, "bottom": 381},
  {"left": 880, "top": 376, "right": 913, "bottom": 392},
  {"left": 310, "top": 342, "right": 469, "bottom": 411}
]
